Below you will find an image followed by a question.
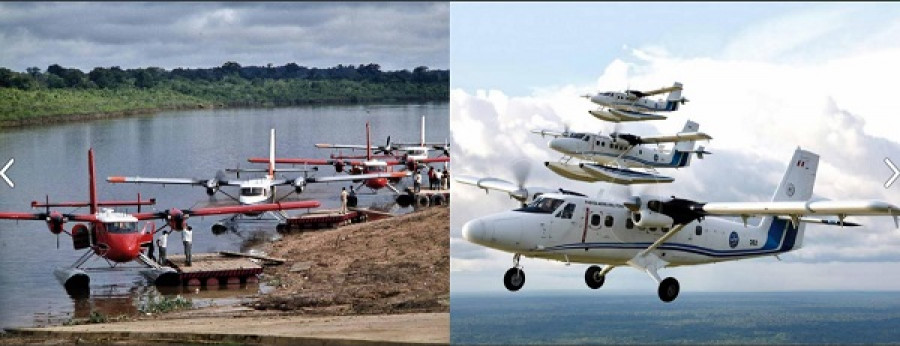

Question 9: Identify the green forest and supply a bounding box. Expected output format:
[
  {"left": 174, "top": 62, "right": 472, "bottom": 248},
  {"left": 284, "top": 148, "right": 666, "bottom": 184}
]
[{"left": 0, "top": 62, "right": 449, "bottom": 125}]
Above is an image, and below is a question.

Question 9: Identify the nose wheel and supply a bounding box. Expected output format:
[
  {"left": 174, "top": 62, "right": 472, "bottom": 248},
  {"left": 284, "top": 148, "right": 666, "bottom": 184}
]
[
  {"left": 503, "top": 268, "right": 525, "bottom": 291},
  {"left": 584, "top": 265, "right": 606, "bottom": 289},
  {"left": 657, "top": 277, "right": 680, "bottom": 302},
  {"left": 503, "top": 254, "right": 525, "bottom": 291}
]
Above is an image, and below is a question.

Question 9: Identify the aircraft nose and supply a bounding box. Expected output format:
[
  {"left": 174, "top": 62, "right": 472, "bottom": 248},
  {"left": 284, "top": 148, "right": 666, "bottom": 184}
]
[
  {"left": 549, "top": 138, "right": 574, "bottom": 155},
  {"left": 462, "top": 219, "right": 486, "bottom": 244}
]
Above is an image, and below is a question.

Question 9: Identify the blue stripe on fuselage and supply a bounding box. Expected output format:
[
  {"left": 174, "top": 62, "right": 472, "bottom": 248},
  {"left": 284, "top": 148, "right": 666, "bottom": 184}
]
[{"left": 544, "top": 218, "right": 799, "bottom": 258}]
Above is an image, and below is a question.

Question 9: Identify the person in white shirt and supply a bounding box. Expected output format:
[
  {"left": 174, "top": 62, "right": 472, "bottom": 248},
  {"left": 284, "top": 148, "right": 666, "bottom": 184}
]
[
  {"left": 340, "top": 187, "right": 349, "bottom": 214},
  {"left": 156, "top": 230, "right": 170, "bottom": 265},
  {"left": 182, "top": 225, "right": 193, "bottom": 266},
  {"left": 414, "top": 170, "right": 422, "bottom": 193}
]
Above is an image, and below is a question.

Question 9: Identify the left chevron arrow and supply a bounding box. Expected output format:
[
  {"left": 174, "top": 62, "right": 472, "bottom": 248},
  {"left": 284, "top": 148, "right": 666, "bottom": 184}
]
[{"left": 0, "top": 158, "right": 13, "bottom": 188}]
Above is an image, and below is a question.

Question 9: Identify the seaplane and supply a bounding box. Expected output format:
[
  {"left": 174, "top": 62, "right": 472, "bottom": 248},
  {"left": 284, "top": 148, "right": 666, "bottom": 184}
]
[
  {"left": 248, "top": 122, "right": 419, "bottom": 194},
  {"left": 534, "top": 120, "right": 712, "bottom": 185},
  {"left": 456, "top": 148, "right": 900, "bottom": 302},
  {"left": 0, "top": 149, "right": 320, "bottom": 293},
  {"left": 108, "top": 129, "right": 313, "bottom": 207},
  {"left": 314, "top": 115, "right": 450, "bottom": 167},
  {"left": 583, "top": 82, "right": 688, "bottom": 122}
]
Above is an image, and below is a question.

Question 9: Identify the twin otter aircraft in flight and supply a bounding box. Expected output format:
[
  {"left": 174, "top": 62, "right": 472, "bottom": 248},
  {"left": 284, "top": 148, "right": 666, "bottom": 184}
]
[
  {"left": 534, "top": 120, "right": 711, "bottom": 184},
  {"left": 583, "top": 82, "right": 689, "bottom": 122},
  {"left": 457, "top": 148, "right": 899, "bottom": 302}
]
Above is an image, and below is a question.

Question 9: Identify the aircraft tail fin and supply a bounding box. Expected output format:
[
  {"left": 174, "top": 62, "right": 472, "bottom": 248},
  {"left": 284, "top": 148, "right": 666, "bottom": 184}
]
[
  {"left": 664, "top": 82, "right": 686, "bottom": 111},
  {"left": 672, "top": 120, "right": 700, "bottom": 167},
  {"left": 268, "top": 129, "right": 276, "bottom": 179},
  {"left": 88, "top": 148, "right": 98, "bottom": 215},
  {"left": 420, "top": 115, "right": 426, "bottom": 146},
  {"left": 757, "top": 148, "right": 820, "bottom": 250}
]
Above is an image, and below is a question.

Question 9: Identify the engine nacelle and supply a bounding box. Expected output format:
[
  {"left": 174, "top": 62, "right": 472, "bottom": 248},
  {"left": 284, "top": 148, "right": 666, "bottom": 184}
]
[
  {"left": 350, "top": 166, "right": 363, "bottom": 175},
  {"left": 406, "top": 161, "right": 416, "bottom": 171},
  {"left": 334, "top": 162, "right": 345, "bottom": 173},
  {"left": 205, "top": 179, "right": 219, "bottom": 196},
  {"left": 293, "top": 177, "right": 306, "bottom": 194},
  {"left": 632, "top": 208, "right": 674, "bottom": 229},
  {"left": 166, "top": 208, "right": 188, "bottom": 230},
  {"left": 45, "top": 211, "right": 66, "bottom": 234}
]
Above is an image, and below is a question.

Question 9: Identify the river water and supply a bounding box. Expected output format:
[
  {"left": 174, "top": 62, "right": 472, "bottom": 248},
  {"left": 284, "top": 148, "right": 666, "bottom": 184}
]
[{"left": 0, "top": 103, "right": 448, "bottom": 329}]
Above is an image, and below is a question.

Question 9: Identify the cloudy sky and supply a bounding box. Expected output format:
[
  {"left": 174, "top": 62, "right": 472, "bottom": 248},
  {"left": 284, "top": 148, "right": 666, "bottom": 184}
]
[
  {"left": 450, "top": 2, "right": 900, "bottom": 294},
  {"left": 0, "top": 2, "right": 448, "bottom": 72}
]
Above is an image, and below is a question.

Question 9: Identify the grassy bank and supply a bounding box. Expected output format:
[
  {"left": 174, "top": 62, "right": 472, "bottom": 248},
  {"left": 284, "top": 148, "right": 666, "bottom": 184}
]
[{"left": 0, "top": 79, "right": 448, "bottom": 127}]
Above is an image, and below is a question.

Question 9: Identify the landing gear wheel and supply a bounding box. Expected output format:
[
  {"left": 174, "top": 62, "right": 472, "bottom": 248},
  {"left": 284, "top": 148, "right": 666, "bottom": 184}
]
[
  {"left": 657, "top": 277, "right": 680, "bottom": 303},
  {"left": 584, "top": 265, "right": 605, "bottom": 289},
  {"left": 503, "top": 268, "right": 525, "bottom": 291}
]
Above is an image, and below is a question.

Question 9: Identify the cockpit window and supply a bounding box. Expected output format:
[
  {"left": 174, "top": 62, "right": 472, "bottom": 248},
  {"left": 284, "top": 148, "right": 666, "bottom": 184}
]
[
  {"left": 566, "top": 133, "right": 586, "bottom": 139},
  {"left": 559, "top": 203, "right": 575, "bottom": 219},
  {"left": 241, "top": 187, "right": 264, "bottom": 196},
  {"left": 105, "top": 222, "right": 138, "bottom": 234},
  {"left": 516, "top": 197, "right": 565, "bottom": 214}
]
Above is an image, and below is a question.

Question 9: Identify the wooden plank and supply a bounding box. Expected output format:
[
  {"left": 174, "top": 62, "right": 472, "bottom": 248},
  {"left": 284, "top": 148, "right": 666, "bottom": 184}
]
[{"left": 219, "top": 251, "right": 286, "bottom": 265}]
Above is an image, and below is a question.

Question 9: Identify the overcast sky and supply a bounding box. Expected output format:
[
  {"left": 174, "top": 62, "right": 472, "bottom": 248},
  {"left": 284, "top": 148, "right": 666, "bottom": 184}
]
[
  {"left": 450, "top": 2, "right": 900, "bottom": 294},
  {"left": 0, "top": 2, "right": 448, "bottom": 72}
]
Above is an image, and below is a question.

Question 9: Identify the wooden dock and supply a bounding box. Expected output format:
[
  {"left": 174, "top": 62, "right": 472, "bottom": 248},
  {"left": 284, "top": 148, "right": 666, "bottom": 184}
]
[
  {"left": 277, "top": 209, "right": 369, "bottom": 232},
  {"left": 164, "top": 253, "right": 264, "bottom": 287}
]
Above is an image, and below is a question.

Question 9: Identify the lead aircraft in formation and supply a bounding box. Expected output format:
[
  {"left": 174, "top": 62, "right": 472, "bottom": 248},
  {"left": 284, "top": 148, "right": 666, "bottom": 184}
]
[{"left": 458, "top": 148, "right": 900, "bottom": 302}]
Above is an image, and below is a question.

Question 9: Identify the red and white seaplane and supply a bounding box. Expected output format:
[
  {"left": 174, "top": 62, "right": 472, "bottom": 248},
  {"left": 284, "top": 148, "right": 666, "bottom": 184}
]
[
  {"left": 0, "top": 149, "right": 320, "bottom": 292},
  {"left": 248, "top": 122, "right": 433, "bottom": 193}
]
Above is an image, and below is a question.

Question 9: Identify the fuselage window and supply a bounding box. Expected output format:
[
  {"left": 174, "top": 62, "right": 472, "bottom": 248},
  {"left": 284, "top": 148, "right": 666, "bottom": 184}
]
[
  {"left": 590, "top": 214, "right": 601, "bottom": 227},
  {"left": 604, "top": 215, "right": 614, "bottom": 227},
  {"left": 626, "top": 218, "right": 634, "bottom": 229},
  {"left": 695, "top": 225, "right": 702, "bottom": 236},
  {"left": 662, "top": 227, "right": 670, "bottom": 233},
  {"left": 601, "top": 142, "right": 606, "bottom": 147},
  {"left": 649, "top": 227, "right": 657, "bottom": 232}
]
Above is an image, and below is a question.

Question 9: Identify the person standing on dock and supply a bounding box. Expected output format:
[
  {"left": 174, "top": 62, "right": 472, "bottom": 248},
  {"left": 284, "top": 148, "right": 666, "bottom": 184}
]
[
  {"left": 348, "top": 186, "right": 357, "bottom": 208},
  {"left": 183, "top": 225, "right": 193, "bottom": 266},
  {"left": 414, "top": 170, "right": 422, "bottom": 193},
  {"left": 427, "top": 166, "right": 436, "bottom": 190},
  {"left": 157, "top": 229, "right": 170, "bottom": 265},
  {"left": 340, "top": 186, "right": 349, "bottom": 214},
  {"left": 442, "top": 168, "right": 450, "bottom": 190}
]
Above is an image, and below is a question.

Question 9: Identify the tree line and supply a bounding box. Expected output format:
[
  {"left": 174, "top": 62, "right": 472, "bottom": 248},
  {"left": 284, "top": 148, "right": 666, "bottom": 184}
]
[
  {"left": 0, "top": 62, "right": 447, "bottom": 90},
  {"left": 0, "top": 62, "right": 449, "bottom": 124}
]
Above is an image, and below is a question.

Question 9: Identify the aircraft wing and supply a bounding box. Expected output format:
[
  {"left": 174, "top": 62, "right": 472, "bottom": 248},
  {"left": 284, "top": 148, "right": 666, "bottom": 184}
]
[
  {"left": 530, "top": 129, "right": 567, "bottom": 138},
  {"left": 108, "top": 176, "right": 206, "bottom": 185},
  {"left": 416, "top": 157, "right": 451, "bottom": 164},
  {"left": 132, "top": 200, "right": 321, "bottom": 220},
  {"left": 0, "top": 212, "right": 45, "bottom": 220},
  {"left": 455, "top": 175, "right": 572, "bottom": 204},
  {"left": 698, "top": 200, "right": 900, "bottom": 218},
  {"left": 307, "top": 171, "right": 410, "bottom": 183},
  {"left": 638, "top": 84, "right": 682, "bottom": 97},
  {"left": 638, "top": 132, "right": 712, "bottom": 144},
  {"left": 107, "top": 176, "right": 244, "bottom": 187},
  {"left": 314, "top": 144, "right": 371, "bottom": 150},
  {"left": 456, "top": 175, "right": 522, "bottom": 196},
  {"left": 248, "top": 157, "right": 363, "bottom": 166}
]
